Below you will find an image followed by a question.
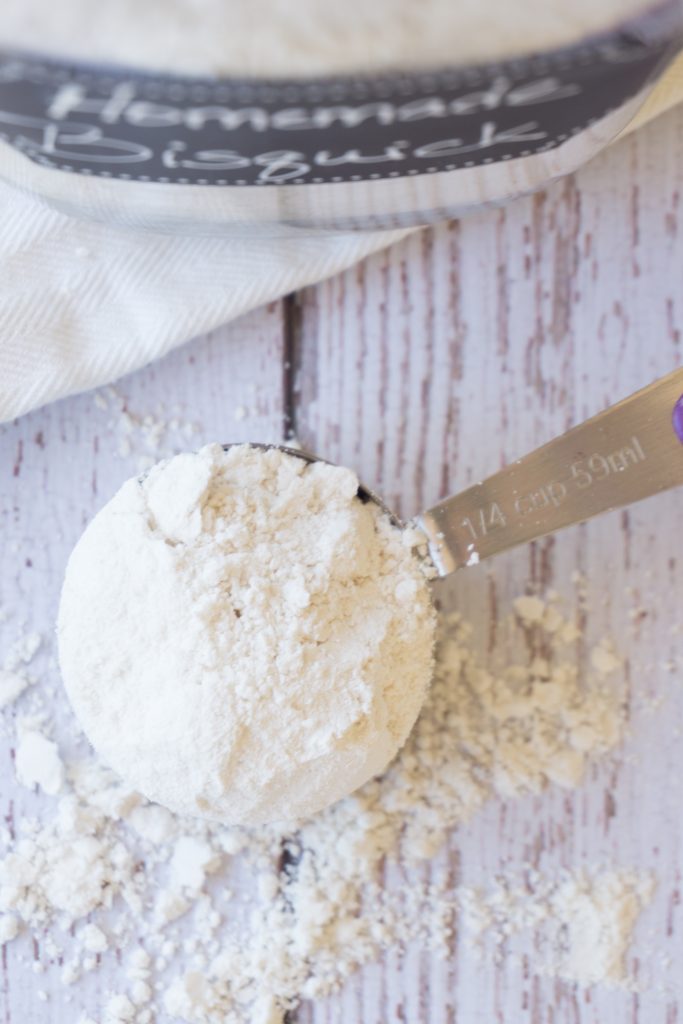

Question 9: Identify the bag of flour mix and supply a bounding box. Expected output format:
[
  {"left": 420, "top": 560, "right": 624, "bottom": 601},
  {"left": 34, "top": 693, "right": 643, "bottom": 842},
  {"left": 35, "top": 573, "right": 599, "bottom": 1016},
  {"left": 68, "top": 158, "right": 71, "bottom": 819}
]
[{"left": 1, "top": 0, "right": 681, "bottom": 231}]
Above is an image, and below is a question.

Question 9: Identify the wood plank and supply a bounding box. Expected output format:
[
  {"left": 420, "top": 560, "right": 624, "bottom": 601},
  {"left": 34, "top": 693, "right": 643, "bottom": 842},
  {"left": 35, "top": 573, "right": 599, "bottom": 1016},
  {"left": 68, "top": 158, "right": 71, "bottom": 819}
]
[
  {"left": 0, "top": 304, "right": 287, "bottom": 1023},
  {"left": 293, "top": 107, "right": 683, "bottom": 1023}
]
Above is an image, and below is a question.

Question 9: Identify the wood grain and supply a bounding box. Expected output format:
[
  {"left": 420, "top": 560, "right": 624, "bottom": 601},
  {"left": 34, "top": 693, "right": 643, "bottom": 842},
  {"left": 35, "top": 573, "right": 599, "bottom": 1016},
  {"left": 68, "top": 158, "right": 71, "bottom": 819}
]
[
  {"left": 1, "top": 105, "right": 683, "bottom": 1024},
  {"left": 0, "top": 306, "right": 287, "bottom": 1023},
  {"left": 293, "top": 108, "right": 683, "bottom": 1023}
]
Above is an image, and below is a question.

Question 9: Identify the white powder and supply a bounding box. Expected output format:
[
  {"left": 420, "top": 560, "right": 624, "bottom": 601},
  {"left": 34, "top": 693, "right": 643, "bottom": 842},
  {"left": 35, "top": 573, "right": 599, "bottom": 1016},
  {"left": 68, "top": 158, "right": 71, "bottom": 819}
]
[
  {"left": 548, "top": 871, "right": 655, "bottom": 985},
  {"left": 57, "top": 443, "right": 436, "bottom": 825},
  {"left": 591, "top": 639, "right": 623, "bottom": 675},
  {"left": 0, "top": 915, "right": 18, "bottom": 945},
  {"left": 130, "top": 979, "right": 153, "bottom": 1006},
  {"left": 0, "top": 627, "right": 42, "bottom": 710},
  {"left": 0, "top": 0, "right": 648, "bottom": 77},
  {"left": 81, "top": 923, "right": 109, "bottom": 954},
  {"left": 168, "top": 836, "right": 221, "bottom": 892},
  {"left": 0, "top": 590, "right": 645, "bottom": 1021},
  {"left": 0, "top": 670, "right": 30, "bottom": 709},
  {"left": 127, "top": 804, "right": 177, "bottom": 844},
  {"left": 14, "top": 729, "right": 64, "bottom": 796},
  {"left": 3, "top": 630, "right": 41, "bottom": 671},
  {"left": 459, "top": 869, "right": 655, "bottom": 987},
  {"left": 155, "top": 889, "right": 191, "bottom": 927},
  {"left": 513, "top": 594, "right": 547, "bottom": 623},
  {"left": 93, "top": 387, "right": 200, "bottom": 476},
  {"left": 104, "top": 993, "right": 136, "bottom": 1023}
]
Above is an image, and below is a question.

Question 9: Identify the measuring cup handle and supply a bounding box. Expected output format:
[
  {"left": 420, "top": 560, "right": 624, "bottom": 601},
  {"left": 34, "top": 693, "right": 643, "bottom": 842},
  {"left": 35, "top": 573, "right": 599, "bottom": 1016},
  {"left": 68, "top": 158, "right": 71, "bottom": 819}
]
[{"left": 418, "top": 367, "right": 683, "bottom": 576}]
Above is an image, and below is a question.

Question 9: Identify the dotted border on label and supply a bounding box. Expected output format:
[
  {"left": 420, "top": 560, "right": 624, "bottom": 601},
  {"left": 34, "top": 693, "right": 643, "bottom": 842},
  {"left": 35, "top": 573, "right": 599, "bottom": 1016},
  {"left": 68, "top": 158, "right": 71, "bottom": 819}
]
[
  {"left": 0, "top": 110, "right": 613, "bottom": 186},
  {"left": 0, "top": 2, "right": 678, "bottom": 189}
]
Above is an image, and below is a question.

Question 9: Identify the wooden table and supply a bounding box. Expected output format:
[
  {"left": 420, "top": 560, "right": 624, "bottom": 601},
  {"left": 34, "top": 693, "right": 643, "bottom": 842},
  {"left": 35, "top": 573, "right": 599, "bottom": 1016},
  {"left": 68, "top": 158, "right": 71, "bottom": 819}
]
[{"left": 1, "top": 107, "right": 682, "bottom": 1023}]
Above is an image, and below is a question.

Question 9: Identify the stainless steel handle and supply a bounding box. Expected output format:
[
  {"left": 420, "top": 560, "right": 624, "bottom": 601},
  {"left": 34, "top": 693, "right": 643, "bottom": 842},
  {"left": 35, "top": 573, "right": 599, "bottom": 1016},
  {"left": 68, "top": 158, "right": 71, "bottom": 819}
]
[{"left": 417, "top": 368, "right": 683, "bottom": 576}]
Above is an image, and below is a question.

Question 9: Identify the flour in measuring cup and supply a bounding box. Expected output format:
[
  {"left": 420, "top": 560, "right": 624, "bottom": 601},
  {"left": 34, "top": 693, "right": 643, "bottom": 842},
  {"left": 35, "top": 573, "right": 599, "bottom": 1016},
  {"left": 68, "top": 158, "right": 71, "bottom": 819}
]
[{"left": 57, "top": 443, "right": 436, "bottom": 825}]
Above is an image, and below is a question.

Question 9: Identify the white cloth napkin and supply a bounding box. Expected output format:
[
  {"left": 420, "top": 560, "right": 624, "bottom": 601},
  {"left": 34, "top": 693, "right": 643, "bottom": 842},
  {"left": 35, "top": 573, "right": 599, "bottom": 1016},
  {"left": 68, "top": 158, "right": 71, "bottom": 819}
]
[
  {"left": 1, "top": 54, "right": 681, "bottom": 424},
  {"left": 0, "top": 180, "right": 409, "bottom": 422}
]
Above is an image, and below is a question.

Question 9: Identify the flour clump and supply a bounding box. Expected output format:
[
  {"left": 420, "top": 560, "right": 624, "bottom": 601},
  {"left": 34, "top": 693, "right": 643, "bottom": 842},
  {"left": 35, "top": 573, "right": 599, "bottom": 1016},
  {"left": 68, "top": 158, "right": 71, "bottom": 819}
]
[{"left": 57, "top": 443, "right": 435, "bottom": 825}]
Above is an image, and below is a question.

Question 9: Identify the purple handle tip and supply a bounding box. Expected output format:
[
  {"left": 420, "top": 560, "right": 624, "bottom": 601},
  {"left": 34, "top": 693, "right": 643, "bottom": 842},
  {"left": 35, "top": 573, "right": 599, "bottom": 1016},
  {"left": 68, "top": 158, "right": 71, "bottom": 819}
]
[{"left": 674, "top": 395, "right": 683, "bottom": 445}]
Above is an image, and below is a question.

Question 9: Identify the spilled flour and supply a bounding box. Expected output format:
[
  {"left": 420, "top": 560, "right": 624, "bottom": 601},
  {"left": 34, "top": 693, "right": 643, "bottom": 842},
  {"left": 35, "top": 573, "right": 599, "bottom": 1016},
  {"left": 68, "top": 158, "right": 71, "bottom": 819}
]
[
  {"left": 0, "top": 593, "right": 651, "bottom": 1022},
  {"left": 459, "top": 869, "right": 655, "bottom": 988}
]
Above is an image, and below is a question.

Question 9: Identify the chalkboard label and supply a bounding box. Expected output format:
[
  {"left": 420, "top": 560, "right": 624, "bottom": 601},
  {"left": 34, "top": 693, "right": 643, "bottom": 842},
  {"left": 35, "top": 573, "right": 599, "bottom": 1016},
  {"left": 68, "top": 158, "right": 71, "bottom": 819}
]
[{"left": 0, "top": 4, "right": 680, "bottom": 187}]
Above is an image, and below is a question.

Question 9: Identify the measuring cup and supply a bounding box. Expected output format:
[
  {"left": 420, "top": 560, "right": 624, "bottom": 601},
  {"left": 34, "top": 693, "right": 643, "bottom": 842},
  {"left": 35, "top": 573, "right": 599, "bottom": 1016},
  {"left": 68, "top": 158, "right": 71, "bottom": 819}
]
[{"left": 235, "top": 367, "right": 683, "bottom": 575}]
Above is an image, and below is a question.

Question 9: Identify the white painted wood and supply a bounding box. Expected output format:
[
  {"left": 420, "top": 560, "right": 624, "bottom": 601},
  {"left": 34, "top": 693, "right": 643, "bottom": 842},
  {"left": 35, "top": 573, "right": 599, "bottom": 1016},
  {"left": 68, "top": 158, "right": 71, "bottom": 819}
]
[
  {"left": 294, "top": 108, "right": 683, "bottom": 1023},
  {"left": 0, "top": 307, "right": 286, "bottom": 1023},
  {"left": 1, "top": 105, "right": 683, "bottom": 1024}
]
